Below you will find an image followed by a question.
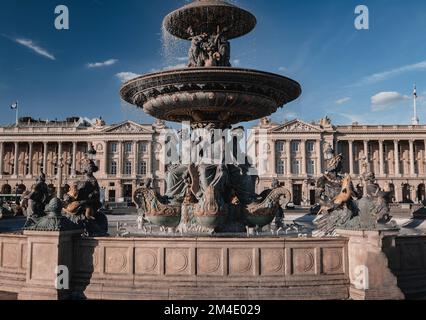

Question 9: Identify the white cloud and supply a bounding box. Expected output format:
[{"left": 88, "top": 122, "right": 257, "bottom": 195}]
[
  {"left": 335, "top": 97, "right": 351, "bottom": 105},
  {"left": 116, "top": 72, "right": 140, "bottom": 82},
  {"left": 87, "top": 59, "right": 118, "bottom": 69},
  {"left": 175, "top": 57, "right": 188, "bottom": 62},
  {"left": 283, "top": 111, "right": 298, "bottom": 120},
  {"left": 232, "top": 59, "right": 241, "bottom": 66},
  {"left": 14, "top": 38, "right": 55, "bottom": 60},
  {"left": 371, "top": 91, "right": 410, "bottom": 111},
  {"left": 355, "top": 60, "right": 426, "bottom": 86},
  {"left": 278, "top": 66, "right": 287, "bottom": 72}
]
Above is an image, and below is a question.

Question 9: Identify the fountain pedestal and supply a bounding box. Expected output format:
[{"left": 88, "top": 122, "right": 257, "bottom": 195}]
[
  {"left": 18, "top": 230, "right": 81, "bottom": 300},
  {"left": 336, "top": 229, "right": 404, "bottom": 300}
]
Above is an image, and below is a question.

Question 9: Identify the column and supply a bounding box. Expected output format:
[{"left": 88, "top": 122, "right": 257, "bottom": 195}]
[
  {"left": 57, "top": 142, "right": 63, "bottom": 198},
  {"left": 28, "top": 142, "right": 33, "bottom": 177},
  {"left": 43, "top": 142, "right": 48, "bottom": 175},
  {"left": 424, "top": 140, "right": 426, "bottom": 175},
  {"left": 286, "top": 140, "right": 292, "bottom": 177},
  {"left": 147, "top": 141, "right": 153, "bottom": 178},
  {"left": 348, "top": 140, "right": 354, "bottom": 175},
  {"left": 71, "top": 142, "right": 77, "bottom": 177},
  {"left": 316, "top": 140, "right": 322, "bottom": 176},
  {"left": 409, "top": 140, "right": 415, "bottom": 176},
  {"left": 379, "top": 140, "right": 384, "bottom": 176},
  {"left": 0, "top": 142, "right": 4, "bottom": 177},
  {"left": 271, "top": 139, "right": 277, "bottom": 176},
  {"left": 118, "top": 141, "right": 123, "bottom": 177},
  {"left": 58, "top": 142, "right": 63, "bottom": 161},
  {"left": 394, "top": 140, "right": 400, "bottom": 176},
  {"left": 103, "top": 141, "right": 108, "bottom": 175},
  {"left": 13, "top": 142, "right": 19, "bottom": 177},
  {"left": 133, "top": 140, "right": 138, "bottom": 176},
  {"left": 301, "top": 140, "right": 307, "bottom": 175}
]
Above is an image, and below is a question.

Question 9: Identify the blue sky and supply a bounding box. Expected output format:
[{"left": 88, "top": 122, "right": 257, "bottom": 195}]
[{"left": 0, "top": 0, "right": 426, "bottom": 127}]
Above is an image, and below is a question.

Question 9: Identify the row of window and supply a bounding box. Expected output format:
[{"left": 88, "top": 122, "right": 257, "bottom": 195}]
[
  {"left": 276, "top": 141, "right": 316, "bottom": 153},
  {"left": 276, "top": 159, "right": 316, "bottom": 175},
  {"left": 110, "top": 142, "right": 148, "bottom": 154},
  {"left": 110, "top": 161, "right": 147, "bottom": 175}
]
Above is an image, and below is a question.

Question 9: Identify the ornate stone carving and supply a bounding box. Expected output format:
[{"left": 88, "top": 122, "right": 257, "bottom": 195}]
[
  {"left": 197, "top": 249, "right": 222, "bottom": 275},
  {"left": 281, "top": 121, "right": 319, "bottom": 132},
  {"left": 107, "top": 122, "right": 149, "bottom": 134},
  {"left": 229, "top": 249, "right": 253, "bottom": 275}
]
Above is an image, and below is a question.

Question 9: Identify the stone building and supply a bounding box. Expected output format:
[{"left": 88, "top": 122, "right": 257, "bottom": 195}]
[
  {"left": 0, "top": 117, "right": 168, "bottom": 203},
  {"left": 1, "top": 116, "right": 426, "bottom": 206},
  {"left": 253, "top": 117, "right": 426, "bottom": 205}
]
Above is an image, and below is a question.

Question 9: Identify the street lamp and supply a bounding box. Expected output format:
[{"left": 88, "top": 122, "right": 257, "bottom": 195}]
[
  {"left": 15, "top": 182, "right": 18, "bottom": 204},
  {"left": 87, "top": 143, "right": 97, "bottom": 161}
]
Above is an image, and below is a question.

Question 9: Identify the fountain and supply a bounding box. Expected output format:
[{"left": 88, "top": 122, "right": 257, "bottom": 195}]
[
  {"left": 0, "top": 1, "right": 414, "bottom": 301},
  {"left": 121, "top": 0, "right": 301, "bottom": 234}
]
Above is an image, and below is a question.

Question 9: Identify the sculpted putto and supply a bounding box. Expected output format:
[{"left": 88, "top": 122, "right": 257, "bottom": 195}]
[{"left": 187, "top": 26, "right": 231, "bottom": 68}]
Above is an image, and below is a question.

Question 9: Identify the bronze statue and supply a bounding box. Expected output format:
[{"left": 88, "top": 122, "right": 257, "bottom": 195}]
[
  {"left": 313, "top": 154, "right": 395, "bottom": 237},
  {"left": 187, "top": 26, "right": 231, "bottom": 68},
  {"left": 64, "top": 157, "right": 108, "bottom": 236},
  {"left": 23, "top": 172, "right": 50, "bottom": 228}
]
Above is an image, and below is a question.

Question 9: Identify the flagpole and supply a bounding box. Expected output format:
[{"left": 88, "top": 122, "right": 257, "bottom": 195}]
[
  {"left": 412, "top": 85, "right": 419, "bottom": 125},
  {"left": 15, "top": 102, "right": 19, "bottom": 127}
]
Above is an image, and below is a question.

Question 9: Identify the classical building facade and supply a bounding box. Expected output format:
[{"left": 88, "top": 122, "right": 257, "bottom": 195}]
[
  {"left": 1, "top": 116, "right": 426, "bottom": 206},
  {"left": 253, "top": 117, "right": 426, "bottom": 205},
  {"left": 0, "top": 117, "right": 169, "bottom": 203}
]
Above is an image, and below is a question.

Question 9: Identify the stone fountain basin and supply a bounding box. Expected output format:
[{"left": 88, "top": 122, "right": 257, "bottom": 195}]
[{"left": 120, "top": 67, "right": 302, "bottom": 127}]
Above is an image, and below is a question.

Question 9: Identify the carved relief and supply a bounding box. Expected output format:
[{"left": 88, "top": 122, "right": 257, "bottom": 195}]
[
  {"left": 260, "top": 249, "right": 285, "bottom": 275},
  {"left": 197, "top": 249, "right": 222, "bottom": 275},
  {"left": 280, "top": 121, "right": 320, "bottom": 133},
  {"left": 107, "top": 122, "right": 149, "bottom": 134},
  {"left": 135, "top": 248, "right": 160, "bottom": 275},
  {"left": 76, "top": 245, "right": 100, "bottom": 274},
  {"left": 165, "top": 249, "right": 191, "bottom": 275},
  {"left": 105, "top": 248, "right": 129, "bottom": 274},
  {"left": 292, "top": 249, "right": 316, "bottom": 275},
  {"left": 229, "top": 249, "right": 254, "bottom": 275},
  {"left": 321, "top": 248, "right": 344, "bottom": 275}
]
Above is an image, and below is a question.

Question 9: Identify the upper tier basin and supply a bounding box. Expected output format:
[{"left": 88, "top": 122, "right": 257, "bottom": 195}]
[
  {"left": 120, "top": 67, "right": 302, "bottom": 128},
  {"left": 163, "top": 0, "right": 257, "bottom": 40}
]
